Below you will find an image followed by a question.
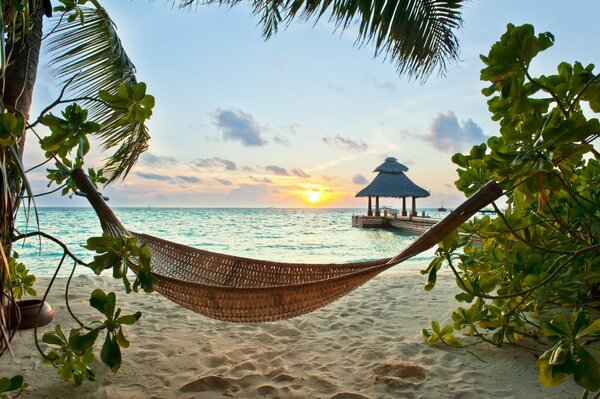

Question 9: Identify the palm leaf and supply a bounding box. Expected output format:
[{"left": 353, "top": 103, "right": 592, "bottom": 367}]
[
  {"left": 45, "top": 6, "right": 148, "bottom": 182},
  {"left": 175, "top": 0, "right": 464, "bottom": 80}
]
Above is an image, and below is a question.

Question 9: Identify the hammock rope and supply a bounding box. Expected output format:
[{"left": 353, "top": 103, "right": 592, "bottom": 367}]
[{"left": 70, "top": 168, "right": 503, "bottom": 322}]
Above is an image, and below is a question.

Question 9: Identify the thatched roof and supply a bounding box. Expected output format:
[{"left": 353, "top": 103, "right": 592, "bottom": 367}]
[
  {"left": 374, "top": 157, "right": 409, "bottom": 173},
  {"left": 355, "top": 157, "right": 430, "bottom": 198}
]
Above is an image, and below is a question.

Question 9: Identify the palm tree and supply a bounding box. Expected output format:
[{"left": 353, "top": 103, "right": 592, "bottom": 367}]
[
  {"left": 0, "top": 0, "right": 464, "bottom": 355},
  {"left": 177, "top": 0, "right": 464, "bottom": 79}
]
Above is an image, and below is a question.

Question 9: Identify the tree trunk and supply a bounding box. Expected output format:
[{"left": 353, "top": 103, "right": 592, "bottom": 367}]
[{"left": 0, "top": 2, "right": 45, "bottom": 357}]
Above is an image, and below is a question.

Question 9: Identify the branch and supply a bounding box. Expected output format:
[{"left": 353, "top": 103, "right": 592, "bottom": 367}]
[
  {"left": 21, "top": 184, "right": 67, "bottom": 199},
  {"left": 568, "top": 73, "right": 600, "bottom": 115},
  {"left": 11, "top": 231, "right": 89, "bottom": 267},
  {"left": 24, "top": 157, "right": 53, "bottom": 173},
  {"left": 491, "top": 202, "right": 576, "bottom": 255},
  {"left": 554, "top": 170, "right": 600, "bottom": 224},
  {"left": 524, "top": 69, "right": 569, "bottom": 117},
  {"left": 34, "top": 252, "right": 67, "bottom": 361},
  {"left": 445, "top": 252, "right": 575, "bottom": 300}
]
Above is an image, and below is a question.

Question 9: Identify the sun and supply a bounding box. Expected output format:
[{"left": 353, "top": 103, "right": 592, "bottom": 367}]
[{"left": 305, "top": 190, "right": 322, "bottom": 204}]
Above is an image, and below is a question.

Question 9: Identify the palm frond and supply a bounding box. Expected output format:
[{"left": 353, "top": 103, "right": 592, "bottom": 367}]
[
  {"left": 45, "top": 6, "right": 148, "bottom": 182},
  {"left": 174, "top": 0, "right": 464, "bottom": 80}
]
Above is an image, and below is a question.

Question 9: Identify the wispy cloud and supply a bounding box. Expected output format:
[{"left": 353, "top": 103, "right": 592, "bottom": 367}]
[
  {"left": 367, "top": 74, "right": 397, "bottom": 92},
  {"left": 273, "top": 136, "right": 290, "bottom": 145},
  {"left": 140, "top": 152, "right": 177, "bottom": 165},
  {"left": 212, "top": 108, "right": 267, "bottom": 146},
  {"left": 265, "top": 165, "right": 289, "bottom": 176},
  {"left": 192, "top": 157, "right": 237, "bottom": 171},
  {"left": 322, "top": 135, "right": 368, "bottom": 152},
  {"left": 215, "top": 178, "right": 234, "bottom": 186},
  {"left": 409, "top": 111, "right": 487, "bottom": 153},
  {"left": 135, "top": 172, "right": 174, "bottom": 183},
  {"left": 326, "top": 82, "right": 348, "bottom": 94},
  {"left": 353, "top": 174, "right": 369, "bottom": 185},
  {"left": 249, "top": 175, "right": 273, "bottom": 184},
  {"left": 290, "top": 168, "right": 310, "bottom": 178},
  {"left": 177, "top": 175, "right": 201, "bottom": 184}
]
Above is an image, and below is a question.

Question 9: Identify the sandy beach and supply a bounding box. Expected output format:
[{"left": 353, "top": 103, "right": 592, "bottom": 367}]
[{"left": 2, "top": 272, "right": 581, "bottom": 398}]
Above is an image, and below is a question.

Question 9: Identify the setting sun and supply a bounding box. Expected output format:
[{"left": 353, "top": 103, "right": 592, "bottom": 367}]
[{"left": 305, "top": 191, "right": 322, "bottom": 204}]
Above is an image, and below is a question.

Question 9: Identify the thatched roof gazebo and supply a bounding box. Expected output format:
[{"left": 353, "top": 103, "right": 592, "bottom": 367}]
[{"left": 355, "top": 157, "right": 430, "bottom": 217}]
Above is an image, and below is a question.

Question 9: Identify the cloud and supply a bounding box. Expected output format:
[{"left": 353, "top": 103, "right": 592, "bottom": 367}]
[
  {"left": 353, "top": 174, "right": 369, "bottom": 185},
  {"left": 249, "top": 176, "right": 273, "bottom": 184},
  {"left": 177, "top": 175, "right": 201, "bottom": 184},
  {"left": 367, "top": 74, "right": 397, "bottom": 92},
  {"left": 265, "top": 165, "right": 288, "bottom": 176},
  {"left": 290, "top": 168, "right": 310, "bottom": 178},
  {"left": 226, "top": 184, "right": 272, "bottom": 204},
  {"left": 322, "top": 135, "right": 368, "bottom": 152},
  {"left": 215, "top": 178, "right": 234, "bottom": 186},
  {"left": 192, "top": 157, "right": 237, "bottom": 171},
  {"left": 135, "top": 172, "right": 174, "bottom": 183},
  {"left": 423, "top": 112, "right": 488, "bottom": 153},
  {"left": 140, "top": 152, "right": 177, "bottom": 165},
  {"left": 212, "top": 108, "right": 267, "bottom": 146},
  {"left": 273, "top": 136, "right": 290, "bottom": 145},
  {"left": 326, "top": 82, "right": 348, "bottom": 94},
  {"left": 374, "top": 80, "right": 396, "bottom": 91}
]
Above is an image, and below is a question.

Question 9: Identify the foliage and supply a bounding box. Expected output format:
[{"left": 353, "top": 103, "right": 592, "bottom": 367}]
[
  {"left": 175, "top": 0, "right": 464, "bottom": 81},
  {"left": 0, "top": 375, "right": 25, "bottom": 398},
  {"left": 45, "top": 2, "right": 151, "bottom": 181},
  {"left": 43, "top": 289, "right": 141, "bottom": 384},
  {"left": 40, "top": 103, "right": 99, "bottom": 165},
  {"left": 85, "top": 234, "right": 157, "bottom": 294},
  {"left": 6, "top": 252, "right": 36, "bottom": 300},
  {"left": 422, "top": 24, "right": 600, "bottom": 394},
  {"left": 0, "top": 0, "right": 156, "bottom": 388}
]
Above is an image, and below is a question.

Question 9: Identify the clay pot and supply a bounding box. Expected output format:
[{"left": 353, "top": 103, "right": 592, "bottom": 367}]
[{"left": 7, "top": 299, "right": 54, "bottom": 330}]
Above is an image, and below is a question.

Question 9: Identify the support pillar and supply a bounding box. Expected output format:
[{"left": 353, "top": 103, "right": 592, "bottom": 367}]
[
  {"left": 402, "top": 197, "right": 407, "bottom": 216},
  {"left": 375, "top": 196, "right": 380, "bottom": 217},
  {"left": 367, "top": 196, "right": 373, "bottom": 216},
  {"left": 412, "top": 196, "right": 417, "bottom": 216}
]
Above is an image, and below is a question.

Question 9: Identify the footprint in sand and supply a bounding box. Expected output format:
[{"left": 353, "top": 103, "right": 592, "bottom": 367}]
[{"left": 372, "top": 361, "right": 427, "bottom": 388}]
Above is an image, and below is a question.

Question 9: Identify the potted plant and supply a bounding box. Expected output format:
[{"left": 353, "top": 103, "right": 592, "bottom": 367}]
[{"left": 5, "top": 253, "right": 53, "bottom": 330}]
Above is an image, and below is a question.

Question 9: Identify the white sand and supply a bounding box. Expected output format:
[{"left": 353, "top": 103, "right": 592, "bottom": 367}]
[{"left": 1, "top": 272, "right": 581, "bottom": 398}]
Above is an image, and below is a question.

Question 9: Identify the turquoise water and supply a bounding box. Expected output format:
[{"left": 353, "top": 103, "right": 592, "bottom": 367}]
[{"left": 13, "top": 208, "right": 449, "bottom": 276}]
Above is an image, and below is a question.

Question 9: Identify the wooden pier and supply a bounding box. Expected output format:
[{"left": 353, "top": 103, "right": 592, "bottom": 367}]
[{"left": 352, "top": 214, "right": 439, "bottom": 235}]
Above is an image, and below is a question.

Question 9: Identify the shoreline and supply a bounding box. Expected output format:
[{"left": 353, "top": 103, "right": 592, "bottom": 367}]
[{"left": 1, "top": 272, "right": 581, "bottom": 398}]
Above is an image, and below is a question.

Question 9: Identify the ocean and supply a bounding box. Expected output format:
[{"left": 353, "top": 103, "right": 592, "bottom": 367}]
[{"left": 13, "top": 208, "right": 450, "bottom": 277}]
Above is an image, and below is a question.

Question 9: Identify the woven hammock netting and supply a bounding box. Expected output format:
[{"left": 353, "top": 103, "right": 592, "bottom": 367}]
[{"left": 71, "top": 169, "right": 503, "bottom": 323}]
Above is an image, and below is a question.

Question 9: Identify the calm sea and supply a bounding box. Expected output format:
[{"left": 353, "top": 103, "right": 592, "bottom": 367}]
[{"left": 13, "top": 208, "right": 450, "bottom": 276}]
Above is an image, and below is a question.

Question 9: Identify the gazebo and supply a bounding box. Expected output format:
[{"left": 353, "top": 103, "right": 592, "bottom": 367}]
[{"left": 355, "top": 157, "right": 430, "bottom": 217}]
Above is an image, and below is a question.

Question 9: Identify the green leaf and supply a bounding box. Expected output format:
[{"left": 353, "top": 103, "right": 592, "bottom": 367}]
[
  {"left": 576, "top": 319, "right": 600, "bottom": 339},
  {"left": 100, "top": 334, "right": 122, "bottom": 373},
  {"left": 548, "top": 342, "right": 568, "bottom": 366},
  {"left": 89, "top": 289, "right": 109, "bottom": 315},
  {"left": 116, "top": 311, "right": 141, "bottom": 325},
  {"left": 69, "top": 328, "right": 100, "bottom": 352},
  {"left": 42, "top": 332, "right": 66, "bottom": 346},
  {"left": 573, "top": 346, "right": 600, "bottom": 391},
  {"left": 0, "top": 375, "right": 24, "bottom": 393},
  {"left": 424, "top": 265, "right": 437, "bottom": 291},
  {"left": 537, "top": 353, "right": 566, "bottom": 387},
  {"left": 116, "top": 328, "right": 130, "bottom": 348}
]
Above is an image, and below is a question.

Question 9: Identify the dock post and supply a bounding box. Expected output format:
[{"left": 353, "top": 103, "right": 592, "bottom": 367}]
[{"left": 367, "top": 196, "right": 373, "bottom": 216}]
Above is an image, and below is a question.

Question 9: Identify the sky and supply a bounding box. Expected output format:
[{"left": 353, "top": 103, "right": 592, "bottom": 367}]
[{"left": 26, "top": 0, "right": 600, "bottom": 208}]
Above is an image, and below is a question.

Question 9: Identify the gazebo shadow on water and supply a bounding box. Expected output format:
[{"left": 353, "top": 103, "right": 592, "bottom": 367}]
[{"left": 352, "top": 157, "right": 437, "bottom": 234}]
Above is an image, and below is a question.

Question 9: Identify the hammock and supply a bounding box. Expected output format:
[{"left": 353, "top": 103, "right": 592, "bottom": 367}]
[{"left": 70, "top": 168, "right": 503, "bottom": 323}]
